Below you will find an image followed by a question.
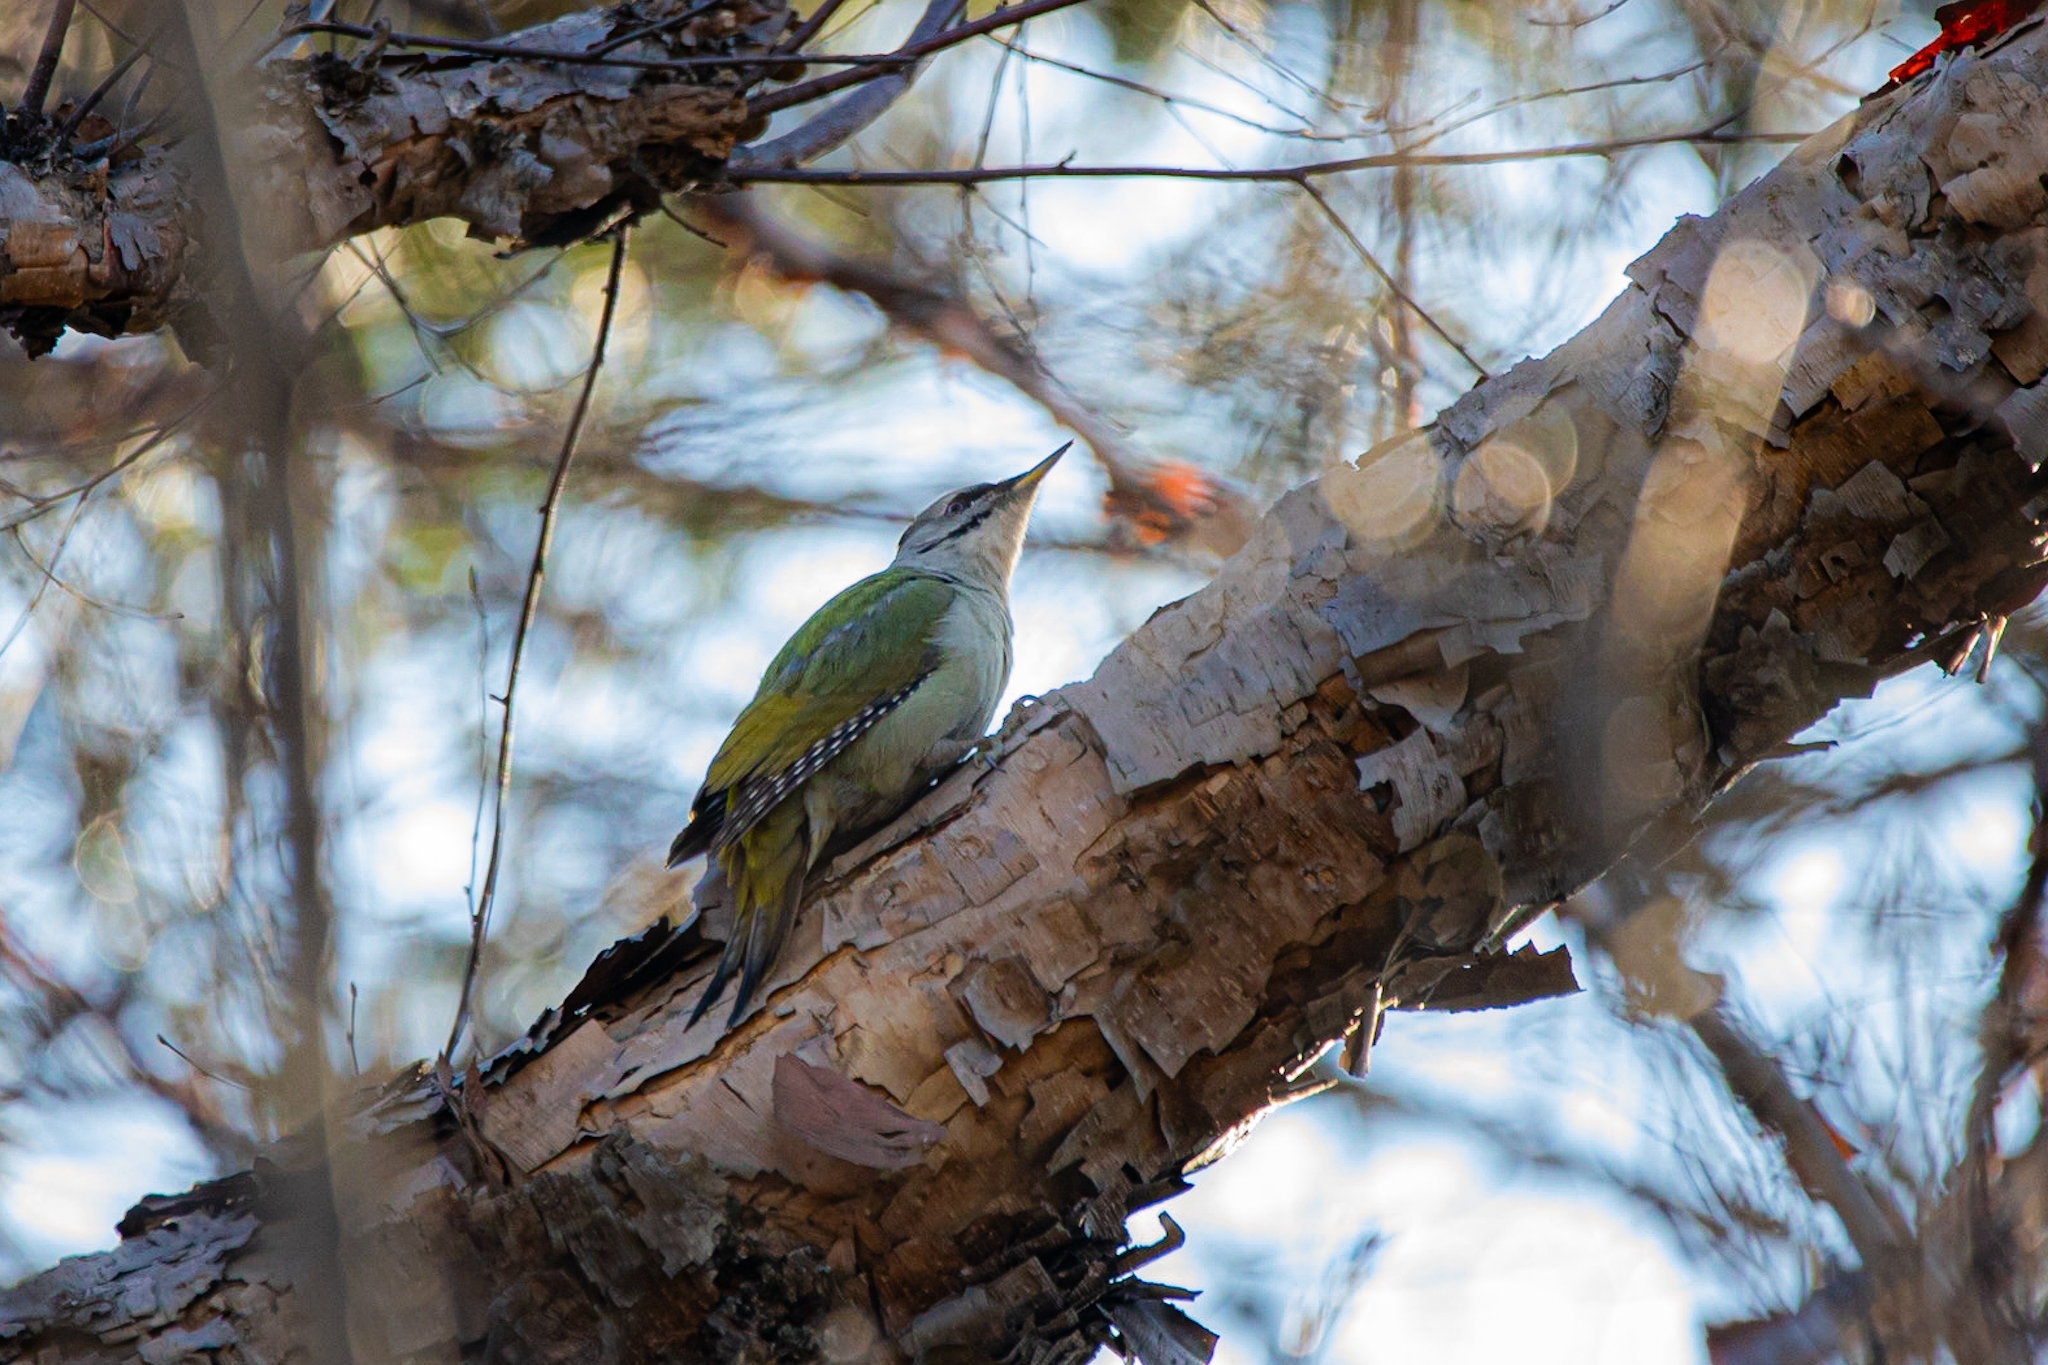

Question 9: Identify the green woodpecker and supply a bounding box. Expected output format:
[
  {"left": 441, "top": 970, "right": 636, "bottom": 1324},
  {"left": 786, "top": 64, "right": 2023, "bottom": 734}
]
[{"left": 669, "top": 444, "right": 1068, "bottom": 1027}]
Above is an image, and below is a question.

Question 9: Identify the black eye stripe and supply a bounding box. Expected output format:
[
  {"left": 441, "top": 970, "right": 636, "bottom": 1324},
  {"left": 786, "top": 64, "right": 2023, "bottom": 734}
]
[{"left": 929, "top": 505, "right": 992, "bottom": 547}]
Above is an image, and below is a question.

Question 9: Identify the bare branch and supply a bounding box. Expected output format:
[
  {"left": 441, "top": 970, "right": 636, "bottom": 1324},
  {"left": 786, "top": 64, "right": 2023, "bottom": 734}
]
[
  {"left": 776, "top": 0, "right": 854, "bottom": 54},
  {"left": 983, "top": 35, "right": 1339, "bottom": 140},
  {"left": 1965, "top": 725, "right": 2048, "bottom": 1162},
  {"left": 692, "top": 194, "right": 1255, "bottom": 554},
  {"left": 1527, "top": 0, "right": 1634, "bottom": 28},
  {"left": 278, "top": 16, "right": 928, "bottom": 73},
  {"left": 15, "top": 0, "right": 77, "bottom": 121},
  {"left": 0, "top": 385, "right": 219, "bottom": 533},
  {"left": 730, "top": 0, "right": 960, "bottom": 170},
  {"left": 0, "top": 482, "right": 91, "bottom": 662},
  {"left": 723, "top": 126, "right": 1814, "bottom": 184},
  {"left": 1688, "top": 1007, "right": 1906, "bottom": 1269},
  {"left": 53, "top": 21, "right": 156, "bottom": 143},
  {"left": 742, "top": 0, "right": 1099, "bottom": 117}
]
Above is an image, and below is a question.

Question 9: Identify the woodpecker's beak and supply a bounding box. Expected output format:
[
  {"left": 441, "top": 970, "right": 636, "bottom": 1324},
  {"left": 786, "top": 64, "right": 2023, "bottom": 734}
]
[{"left": 1002, "top": 441, "right": 1070, "bottom": 495}]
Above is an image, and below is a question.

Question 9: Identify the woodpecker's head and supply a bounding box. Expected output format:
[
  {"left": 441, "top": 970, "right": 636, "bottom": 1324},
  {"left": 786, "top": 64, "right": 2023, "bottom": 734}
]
[{"left": 893, "top": 443, "right": 1067, "bottom": 589}]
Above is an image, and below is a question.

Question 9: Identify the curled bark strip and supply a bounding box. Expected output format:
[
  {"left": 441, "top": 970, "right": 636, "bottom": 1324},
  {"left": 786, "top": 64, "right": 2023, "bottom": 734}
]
[{"left": 11, "top": 26, "right": 2048, "bottom": 1364}]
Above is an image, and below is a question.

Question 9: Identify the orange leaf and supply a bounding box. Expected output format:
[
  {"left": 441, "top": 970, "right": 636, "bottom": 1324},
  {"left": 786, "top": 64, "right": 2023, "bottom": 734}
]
[{"left": 1142, "top": 461, "right": 1220, "bottom": 521}]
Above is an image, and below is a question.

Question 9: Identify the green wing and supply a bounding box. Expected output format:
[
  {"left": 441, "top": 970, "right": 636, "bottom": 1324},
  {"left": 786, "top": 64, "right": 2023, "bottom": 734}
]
[{"left": 698, "top": 568, "right": 955, "bottom": 846}]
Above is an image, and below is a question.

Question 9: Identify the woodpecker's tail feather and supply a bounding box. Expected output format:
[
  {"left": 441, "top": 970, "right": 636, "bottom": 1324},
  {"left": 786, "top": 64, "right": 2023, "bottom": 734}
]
[
  {"left": 729, "top": 865, "right": 806, "bottom": 1027},
  {"left": 686, "top": 800, "right": 809, "bottom": 1030},
  {"left": 685, "top": 943, "right": 739, "bottom": 1029}
]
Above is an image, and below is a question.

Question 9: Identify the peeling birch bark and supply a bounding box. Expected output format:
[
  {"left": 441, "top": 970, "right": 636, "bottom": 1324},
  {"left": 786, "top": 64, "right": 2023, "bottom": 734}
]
[{"left": 10, "top": 19, "right": 2048, "bottom": 1365}]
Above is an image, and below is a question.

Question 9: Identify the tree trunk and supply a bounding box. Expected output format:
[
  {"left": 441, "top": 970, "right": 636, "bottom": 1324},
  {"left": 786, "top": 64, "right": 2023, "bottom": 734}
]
[{"left": 8, "top": 16, "right": 2048, "bottom": 1365}]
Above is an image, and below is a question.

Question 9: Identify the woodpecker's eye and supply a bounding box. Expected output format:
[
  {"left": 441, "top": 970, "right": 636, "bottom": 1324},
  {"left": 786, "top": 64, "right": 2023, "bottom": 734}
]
[{"left": 946, "top": 494, "right": 975, "bottom": 515}]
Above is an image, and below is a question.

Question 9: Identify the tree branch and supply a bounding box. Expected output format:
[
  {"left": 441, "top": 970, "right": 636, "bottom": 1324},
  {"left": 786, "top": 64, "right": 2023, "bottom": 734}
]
[
  {"left": 739, "top": 0, "right": 1100, "bottom": 119},
  {"left": 14, "top": 0, "right": 77, "bottom": 121},
  {"left": 728, "top": 0, "right": 960, "bottom": 170},
  {"left": 689, "top": 192, "right": 1255, "bottom": 554},
  {"left": 722, "top": 126, "right": 1813, "bottom": 184}
]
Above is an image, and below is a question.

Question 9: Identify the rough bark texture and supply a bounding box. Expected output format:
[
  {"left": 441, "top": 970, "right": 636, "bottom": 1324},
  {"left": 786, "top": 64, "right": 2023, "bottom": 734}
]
[
  {"left": 0, "top": 0, "right": 788, "bottom": 356},
  {"left": 10, "top": 17, "right": 2048, "bottom": 1365}
]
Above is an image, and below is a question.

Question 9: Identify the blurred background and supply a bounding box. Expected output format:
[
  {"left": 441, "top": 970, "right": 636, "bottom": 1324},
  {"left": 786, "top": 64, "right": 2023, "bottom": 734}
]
[{"left": 0, "top": 0, "right": 2020, "bottom": 1359}]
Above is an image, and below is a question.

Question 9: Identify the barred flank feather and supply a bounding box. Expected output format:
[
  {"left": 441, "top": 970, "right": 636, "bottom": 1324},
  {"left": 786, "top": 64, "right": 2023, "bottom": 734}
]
[
  {"left": 684, "top": 672, "right": 932, "bottom": 1026},
  {"left": 718, "top": 672, "right": 930, "bottom": 852}
]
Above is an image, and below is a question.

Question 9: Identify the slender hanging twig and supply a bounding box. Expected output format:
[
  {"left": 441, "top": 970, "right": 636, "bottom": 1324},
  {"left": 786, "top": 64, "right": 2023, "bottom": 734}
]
[
  {"left": 446, "top": 227, "right": 631, "bottom": 1061},
  {"left": 17, "top": 0, "right": 79, "bottom": 120}
]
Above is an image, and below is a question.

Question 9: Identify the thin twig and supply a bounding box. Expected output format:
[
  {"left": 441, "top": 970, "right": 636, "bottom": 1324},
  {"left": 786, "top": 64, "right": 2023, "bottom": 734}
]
[
  {"left": 7, "top": 523, "right": 181, "bottom": 620},
  {"left": 445, "top": 227, "right": 631, "bottom": 1060},
  {"left": 74, "top": 0, "right": 135, "bottom": 47},
  {"left": 346, "top": 983, "right": 361, "bottom": 1076},
  {"left": 463, "top": 565, "right": 491, "bottom": 925},
  {"left": 1298, "top": 179, "right": 1488, "bottom": 380},
  {"left": 1688, "top": 1005, "right": 1905, "bottom": 1268},
  {"left": 1397, "top": 61, "right": 1709, "bottom": 157},
  {"left": 1961, "top": 724, "right": 2048, "bottom": 1241},
  {"left": 816, "top": 0, "right": 885, "bottom": 47},
  {"left": 724, "top": 126, "right": 1813, "bottom": 184},
  {"left": 987, "top": 35, "right": 1340, "bottom": 140},
  {"left": 588, "top": 0, "right": 727, "bottom": 57},
  {"left": 0, "top": 382, "right": 221, "bottom": 534},
  {"left": 0, "top": 483, "right": 93, "bottom": 663},
  {"left": 1527, "top": 0, "right": 1633, "bottom": 27},
  {"left": 157, "top": 1034, "right": 254, "bottom": 1090},
  {"left": 778, "top": 0, "right": 854, "bottom": 54},
  {"left": 1577, "top": 875, "right": 1905, "bottom": 1279},
  {"left": 18, "top": 0, "right": 80, "bottom": 120},
  {"left": 81, "top": 103, "right": 167, "bottom": 162},
  {"left": 1186, "top": 0, "right": 1334, "bottom": 113},
  {"left": 56, "top": 25, "right": 158, "bottom": 143}
]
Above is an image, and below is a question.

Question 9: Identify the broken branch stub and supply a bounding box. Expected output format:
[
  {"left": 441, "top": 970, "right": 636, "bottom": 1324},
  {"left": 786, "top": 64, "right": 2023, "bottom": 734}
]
[{"left": 10, "top": 21, "right": 2048, "bottom": 1365}]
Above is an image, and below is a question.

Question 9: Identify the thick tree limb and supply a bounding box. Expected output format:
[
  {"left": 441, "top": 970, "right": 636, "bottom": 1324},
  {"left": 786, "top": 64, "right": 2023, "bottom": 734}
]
[
  {"left": 0, "top": 0, "right": 1075, "bottom": 357},
  {"left": 0, "top": 0, "right": 785, "bottom": 355},
  {"left": 10, "top": 18, "right": 2048, "bottom": 1365}
]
